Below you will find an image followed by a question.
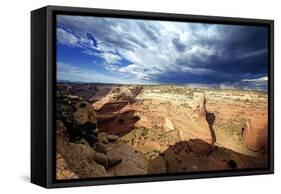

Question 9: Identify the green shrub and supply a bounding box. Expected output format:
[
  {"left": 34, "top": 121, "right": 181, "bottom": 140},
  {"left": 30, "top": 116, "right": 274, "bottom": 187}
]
[{"left": 79, "top": 103, "right": 87, "bottom": 108}]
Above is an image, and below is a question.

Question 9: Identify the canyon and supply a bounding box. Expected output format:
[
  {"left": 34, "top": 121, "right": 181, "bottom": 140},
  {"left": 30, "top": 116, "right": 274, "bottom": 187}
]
[{"left": 56, "top": 83, "right": 268, "bottom": 179}]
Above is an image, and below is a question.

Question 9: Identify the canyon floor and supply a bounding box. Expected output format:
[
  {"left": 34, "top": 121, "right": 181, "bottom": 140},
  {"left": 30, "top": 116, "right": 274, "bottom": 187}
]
[{"left": 56, "top": 83, "right": 268, "bottom": 179}]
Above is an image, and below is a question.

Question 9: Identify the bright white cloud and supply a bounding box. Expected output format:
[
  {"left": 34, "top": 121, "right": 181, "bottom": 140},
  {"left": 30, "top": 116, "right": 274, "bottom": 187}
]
[
  {"left": 57, "top": 62, "right": 155, "bottom": 84},
  {"left": 241, "top": 76, "right": 268, "bottom": 82},
  {"left": 185, "top": 76, "right": 268, "bottom": 91},
  {"left": 231, "top": 76, "right": 268, "bottom": 91},
  {"left": 101, "top": 52, "right": 122, "bottom": 65},
  {"left": 114, "top": 64, "right": 152, "bottom": 80}
]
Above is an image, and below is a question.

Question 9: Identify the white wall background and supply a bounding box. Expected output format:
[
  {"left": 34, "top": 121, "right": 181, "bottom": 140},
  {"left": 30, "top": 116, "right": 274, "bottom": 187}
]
[{"left": 0, "top": 0, "right": 279, "bottom": 193}]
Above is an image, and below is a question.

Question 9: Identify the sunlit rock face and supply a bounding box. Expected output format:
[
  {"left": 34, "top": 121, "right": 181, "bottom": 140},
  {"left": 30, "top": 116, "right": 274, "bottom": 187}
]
[
  {"left": 242, "top": 118, "right": 268, "bottom": 152},
  {"left": 194, "top": 94, "right": 214, "bottom": 145}
]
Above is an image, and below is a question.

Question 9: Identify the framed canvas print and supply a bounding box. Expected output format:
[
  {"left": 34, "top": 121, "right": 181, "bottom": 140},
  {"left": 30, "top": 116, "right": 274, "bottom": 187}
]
[{"left": 31, "top": 5, "right": 274, "bottom": 188}]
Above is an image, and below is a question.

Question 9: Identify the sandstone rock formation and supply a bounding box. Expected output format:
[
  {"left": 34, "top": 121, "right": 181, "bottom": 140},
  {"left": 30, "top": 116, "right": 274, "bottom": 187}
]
[
  {"left": 164, "top": 117, "right": 175, "bottom": 131},
  {"left": 242, "top": 118, "right": 268, "bottom": 152},
  {"left": 196, "top": 94, "right": 214, "bottom": 145},
  {"left": 57, "top": 83, "right": 269, "bottom": 176},
  {"left": 92, "top": 87, "right": 142, "bottom": 136},
  {"left": 187, "top": 139, "right": 213, "bottom": 155},
  {"left": 174, "top": 94, "right": 215, "bottom": 151},
  {"left": 56, "top": 92, "right": 148, "bottom": 179},
  {"left": 106, "top": 142, "right": 148, "bottom": 176},
  {"left": 93, "top": 151, "right": 122, "bottom": 169},
  {"left": 56, "top": 153, "right": 78, "bottom": 179}
]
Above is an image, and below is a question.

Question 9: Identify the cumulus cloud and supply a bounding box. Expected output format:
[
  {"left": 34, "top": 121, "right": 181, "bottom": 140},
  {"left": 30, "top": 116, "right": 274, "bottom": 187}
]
[
  {"left": 241, "top": 76, "right": 268, "bottom": 82},
  {"left": 56, "top": 15, "right": 269, "bottom": 90},
  {"left": 185, "top": 76, "right": 268, "bottom": 91},
  {"left": 57, "top": 62, "right": 146, "bottom": 84},
  {"left": 113, "top": 64, "right": 153, "bottom": 81},
  {"left": 232, "top": 76, "right": 268, "bottom": 91}
]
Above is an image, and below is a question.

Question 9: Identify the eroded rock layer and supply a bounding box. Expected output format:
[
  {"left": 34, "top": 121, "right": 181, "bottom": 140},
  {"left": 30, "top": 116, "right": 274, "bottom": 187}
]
[
  {"left": 56, "top": 83, "right": 269, "bottom": 178},
  {"left": 56, "top": 91, "right": 147, "bottom": 180}
]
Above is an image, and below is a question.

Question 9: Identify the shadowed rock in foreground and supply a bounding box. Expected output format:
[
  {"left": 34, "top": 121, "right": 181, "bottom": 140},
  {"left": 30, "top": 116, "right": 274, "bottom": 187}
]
[{"left": 148, "top": 139, "right": 268, "bottom": 174}]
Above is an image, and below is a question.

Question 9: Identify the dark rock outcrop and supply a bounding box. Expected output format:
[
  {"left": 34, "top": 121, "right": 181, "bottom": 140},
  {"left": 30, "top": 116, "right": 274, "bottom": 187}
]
[
  {"left": 56, "top": 93, "right": 99, "bottom": 147},
  {"left": 148, "top": 139, "right": 268, "bottom": 174}
]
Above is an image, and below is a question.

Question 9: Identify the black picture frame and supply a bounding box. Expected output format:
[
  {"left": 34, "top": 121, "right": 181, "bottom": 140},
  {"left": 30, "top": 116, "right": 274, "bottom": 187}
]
[{"left": 31, "top": 5, "right": 274, "bottom": 188}]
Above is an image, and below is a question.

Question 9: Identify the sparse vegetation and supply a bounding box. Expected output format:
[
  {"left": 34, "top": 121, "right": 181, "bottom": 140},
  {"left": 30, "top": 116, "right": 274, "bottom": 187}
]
[
  {"left": 79, "top": 102, "right": 87, "bottom": 108},
  {"left": 217, "top": 116, "right": 246, "bottom": 141},
  {"left": 181, "top": 103, "right": 192, "bottom": 109},
  {"left": 141, "top": 128, "right": 149, "bottom": 137}
]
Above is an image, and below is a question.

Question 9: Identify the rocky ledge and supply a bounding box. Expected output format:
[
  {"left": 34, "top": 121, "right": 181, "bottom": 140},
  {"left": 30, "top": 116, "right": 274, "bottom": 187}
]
[{"left": 56, "top": 92, "right": 147, "bottom": 180}]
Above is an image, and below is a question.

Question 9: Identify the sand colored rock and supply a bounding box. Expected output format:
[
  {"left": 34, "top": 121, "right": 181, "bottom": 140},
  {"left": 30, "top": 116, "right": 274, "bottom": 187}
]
[
  {"left": 243, "top": 118, "right": 268, "bottom": 152},
  {"left": 106, "top": 134, "right": 119, "bottom": 141},
  {"left": 92, "top": 87, "right": 142, "bottom": 136},
  {"left": 107, "top": 142, "right": 148, "bottom": 176},
  {"left": 57, "top": 83, "right": 269, "bottom": 178},
  {"left": 56, "top": 135, "right": 109, "bottom": 179},
  {"left": 56, "top": 153, "right": 78, "bottom": 180},
  {"left": 56, "top": 92, "right": 148, "bottom": 179},
  {"left": 176, "top": 94, "right": 214, "bottom": 146},
  {"left": 73, "top": 101, "right": 97, "bottom": 125},
  {"left": 164, "top": 117, "right": 174, "bottom": 131},
  {"left": 196, "top": 94, "right": 213, "bottom": 145}
]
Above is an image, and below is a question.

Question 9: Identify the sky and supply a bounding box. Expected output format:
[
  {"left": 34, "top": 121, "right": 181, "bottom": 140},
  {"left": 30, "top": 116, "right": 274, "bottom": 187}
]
[{"left": 56, "top": 15, "right": 269, "bottom": 91}]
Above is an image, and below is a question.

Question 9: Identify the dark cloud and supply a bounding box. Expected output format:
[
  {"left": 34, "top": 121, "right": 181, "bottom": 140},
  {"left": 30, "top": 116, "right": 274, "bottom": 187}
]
[
  {"left": 172, "top": 37, "right": 187, "bottom": 52},
  {"left": 175, "top": 25, "right": 268, "bottom": 79},
  {"left": 138, "top": 22, "right": 160, "bottom": 41}
]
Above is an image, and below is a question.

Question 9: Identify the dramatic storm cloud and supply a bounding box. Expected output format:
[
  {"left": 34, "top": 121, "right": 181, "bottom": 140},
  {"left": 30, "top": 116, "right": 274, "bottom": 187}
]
[{"left": 56, "top": 15, "right": 268, "bottom": 91}]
